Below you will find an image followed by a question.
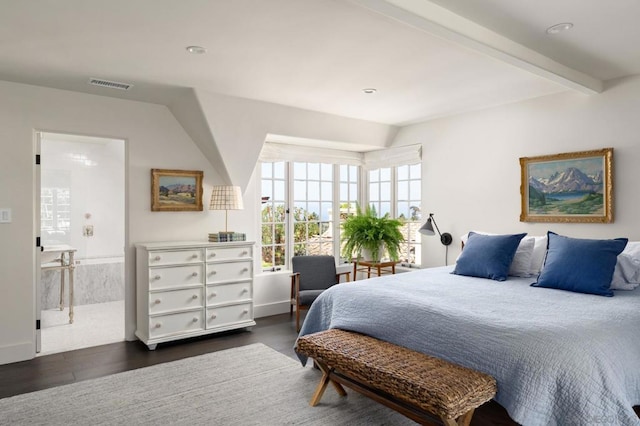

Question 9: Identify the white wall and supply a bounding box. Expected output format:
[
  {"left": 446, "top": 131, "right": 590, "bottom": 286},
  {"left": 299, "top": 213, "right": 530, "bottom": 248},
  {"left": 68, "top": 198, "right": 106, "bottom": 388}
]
[
  {"left": 0, "top": 81, "right": 224, "bottom": 364},
  {"left": 393, "top": 75, "right": 640, "bottom": 267},
  {"left": 0, "top": 79, "right": 398, "bottom": 365}
]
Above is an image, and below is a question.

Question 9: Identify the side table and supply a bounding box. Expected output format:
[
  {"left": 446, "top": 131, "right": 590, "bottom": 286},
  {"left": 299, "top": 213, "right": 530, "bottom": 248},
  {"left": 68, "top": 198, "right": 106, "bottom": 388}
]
[{"left": 353, "top": 260, "right": 398, "bottom": 280}]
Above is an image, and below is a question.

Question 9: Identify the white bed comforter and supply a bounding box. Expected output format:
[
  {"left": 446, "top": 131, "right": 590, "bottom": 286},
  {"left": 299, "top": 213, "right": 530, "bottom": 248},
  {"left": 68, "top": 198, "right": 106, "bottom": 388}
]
[{"left": 296, "top": 266, "right": 640, "bottom": 426}]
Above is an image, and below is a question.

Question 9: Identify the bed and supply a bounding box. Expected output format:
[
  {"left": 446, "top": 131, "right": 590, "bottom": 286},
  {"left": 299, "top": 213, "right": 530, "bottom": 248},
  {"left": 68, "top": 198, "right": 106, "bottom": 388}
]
[{"left": 296, "top": 232, "right": 640, "bottom": 426}]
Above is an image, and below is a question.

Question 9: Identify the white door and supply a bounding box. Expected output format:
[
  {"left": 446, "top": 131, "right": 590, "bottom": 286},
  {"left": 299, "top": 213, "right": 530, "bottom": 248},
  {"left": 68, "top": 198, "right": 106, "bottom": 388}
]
[{"left": 35, "top": 133, "right": 42, "bottom": 353}]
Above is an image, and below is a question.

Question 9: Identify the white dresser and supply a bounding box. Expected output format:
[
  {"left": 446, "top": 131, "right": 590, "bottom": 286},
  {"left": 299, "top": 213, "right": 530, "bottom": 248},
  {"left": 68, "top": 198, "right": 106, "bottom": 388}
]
[{"left": 135, "top": 241, "right": 255, "bottom": 350}]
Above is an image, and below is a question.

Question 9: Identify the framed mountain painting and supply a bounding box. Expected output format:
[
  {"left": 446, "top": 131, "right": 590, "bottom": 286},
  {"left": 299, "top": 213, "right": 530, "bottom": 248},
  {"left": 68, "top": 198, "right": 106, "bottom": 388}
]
[
  {"left": 151, "top": 169, "right": 203, "bottom": 211},
  {"left": 520, "top": 148, "right": 613, "bottom": 223}
]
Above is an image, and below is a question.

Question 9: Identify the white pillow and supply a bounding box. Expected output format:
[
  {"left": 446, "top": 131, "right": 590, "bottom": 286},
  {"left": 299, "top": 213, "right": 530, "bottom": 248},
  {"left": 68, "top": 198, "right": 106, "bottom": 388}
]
[
  {"left": 528, "top": 235, "right": 548, "bottom": 277},
  {"left": 611, "top": 242, "right": 640, "bottom": 290},
  {"left": 509, "top": 237, "right": 535, "bottom": 277},
  {"left": 460, "top": 231, "right": 534, "bottom": 277}
]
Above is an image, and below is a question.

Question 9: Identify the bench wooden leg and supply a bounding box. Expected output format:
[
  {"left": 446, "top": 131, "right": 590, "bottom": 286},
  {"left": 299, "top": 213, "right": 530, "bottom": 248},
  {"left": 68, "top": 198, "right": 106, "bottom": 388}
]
[
  {"left": 456, "top": 409, "right": 475, "bottom": 426},
  {"left": 330, "top": 376, "right": 347, "bottom": 397},
  {"left": 309, "top": 361, "right": 347, "bottom": 406},
  {"left": 441, "top": 408, "right": 475, "bottom": 426},
  {"left": 310, "top": 370, "right": 332, "bottom": 406}
]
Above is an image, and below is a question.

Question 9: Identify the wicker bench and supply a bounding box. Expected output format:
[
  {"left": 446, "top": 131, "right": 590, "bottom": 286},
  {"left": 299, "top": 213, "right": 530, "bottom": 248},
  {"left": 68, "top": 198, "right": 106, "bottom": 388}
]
[{"left": 296, "top": 329, "right": 497, "bottom": 426}]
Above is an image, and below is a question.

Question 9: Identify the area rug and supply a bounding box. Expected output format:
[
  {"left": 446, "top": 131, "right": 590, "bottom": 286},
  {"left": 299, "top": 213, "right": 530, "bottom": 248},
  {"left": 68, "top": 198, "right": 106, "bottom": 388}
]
[{"left": 0, "top": 343, "right": 413, "bottom": 425}]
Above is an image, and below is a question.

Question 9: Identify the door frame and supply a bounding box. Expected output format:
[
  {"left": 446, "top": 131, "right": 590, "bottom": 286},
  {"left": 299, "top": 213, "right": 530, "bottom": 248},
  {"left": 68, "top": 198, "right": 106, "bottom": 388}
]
[{"left": 34, "top": 130, "right": 128, "bottom": 355}]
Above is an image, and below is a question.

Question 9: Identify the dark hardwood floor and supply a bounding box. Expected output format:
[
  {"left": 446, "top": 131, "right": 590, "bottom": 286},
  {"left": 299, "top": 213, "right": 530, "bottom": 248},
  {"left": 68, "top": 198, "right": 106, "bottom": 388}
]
[{"left": 3, "top": 313, "right": 634, "bottom": 425}]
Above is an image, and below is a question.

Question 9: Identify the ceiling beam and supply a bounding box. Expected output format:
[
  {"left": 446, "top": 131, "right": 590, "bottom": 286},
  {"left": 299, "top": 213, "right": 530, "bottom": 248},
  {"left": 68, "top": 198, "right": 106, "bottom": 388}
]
[{"left": 352, "top": 0, "right": 603, "bottom": 94}]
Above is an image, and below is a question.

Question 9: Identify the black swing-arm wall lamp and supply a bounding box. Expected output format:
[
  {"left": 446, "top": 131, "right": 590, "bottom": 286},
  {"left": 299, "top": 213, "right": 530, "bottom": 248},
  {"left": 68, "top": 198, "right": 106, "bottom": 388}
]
[{"left": 419, "top": 213, "right": 453, "bottom": 246}]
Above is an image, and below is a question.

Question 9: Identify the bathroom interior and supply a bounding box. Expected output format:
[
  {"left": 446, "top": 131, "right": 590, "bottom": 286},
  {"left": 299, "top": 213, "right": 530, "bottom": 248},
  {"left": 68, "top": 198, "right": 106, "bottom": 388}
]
[{"left": 39, "top": 132, "right": 125, "bottom": 355}]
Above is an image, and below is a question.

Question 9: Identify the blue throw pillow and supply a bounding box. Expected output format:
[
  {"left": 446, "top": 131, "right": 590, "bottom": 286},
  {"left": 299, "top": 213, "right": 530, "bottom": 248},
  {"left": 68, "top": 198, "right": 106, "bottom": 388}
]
[
  {"left": 532, "top": 231, "right": 628, "bottom": 297},
  {"left": 453, "top": 232, "right": 527, "bottom": 281}
]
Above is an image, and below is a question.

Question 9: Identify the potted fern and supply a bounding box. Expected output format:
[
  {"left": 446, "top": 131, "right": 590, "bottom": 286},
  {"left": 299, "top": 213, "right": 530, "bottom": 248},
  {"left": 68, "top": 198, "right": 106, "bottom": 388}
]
[{"left": 341, "top": 204, "right": 404, "bottom": 262}]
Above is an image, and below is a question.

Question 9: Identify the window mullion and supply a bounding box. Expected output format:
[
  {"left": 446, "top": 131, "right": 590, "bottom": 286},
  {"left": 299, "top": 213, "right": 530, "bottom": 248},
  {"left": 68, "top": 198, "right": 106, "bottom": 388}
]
[
  {"left": 332, "top": 164, "right": 340, "bottom": 262},
  {"left": 392, "top": 166, "right": 398, "bottom": 218},
  {"left": 286, "top": 161, "right": 294, "bottom": 270}
]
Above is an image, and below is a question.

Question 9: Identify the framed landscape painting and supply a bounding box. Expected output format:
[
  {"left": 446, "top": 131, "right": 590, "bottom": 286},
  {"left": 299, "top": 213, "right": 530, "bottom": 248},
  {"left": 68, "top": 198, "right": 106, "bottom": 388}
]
[
  {"left": 520, "top": 148, "right": 613, "bottom": 223},
  {"left": 151, "top": 169, "right": 203, "bottom": 211}
]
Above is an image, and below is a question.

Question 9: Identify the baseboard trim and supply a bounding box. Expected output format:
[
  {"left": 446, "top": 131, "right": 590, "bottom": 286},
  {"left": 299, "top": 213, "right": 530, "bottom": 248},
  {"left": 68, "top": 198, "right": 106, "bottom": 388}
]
[
  {"left": 0, "top": 341, "right": 34, "bottom": 365},
  {"left": 254, "top": 301, "right": 290, "bottom": 318}
]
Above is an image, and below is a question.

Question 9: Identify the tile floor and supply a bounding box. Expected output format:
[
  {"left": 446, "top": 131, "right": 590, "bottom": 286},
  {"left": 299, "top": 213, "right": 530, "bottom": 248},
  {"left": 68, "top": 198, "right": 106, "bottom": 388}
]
[{"left": 39, "top": 300, "right": 125, "bottom": 356}]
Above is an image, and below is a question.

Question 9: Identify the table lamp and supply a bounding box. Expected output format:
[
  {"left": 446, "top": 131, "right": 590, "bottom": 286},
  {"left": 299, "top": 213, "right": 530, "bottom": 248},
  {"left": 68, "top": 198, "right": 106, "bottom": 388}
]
[{"left": 209, "top": 185, "right": 244, "bottom": 233}]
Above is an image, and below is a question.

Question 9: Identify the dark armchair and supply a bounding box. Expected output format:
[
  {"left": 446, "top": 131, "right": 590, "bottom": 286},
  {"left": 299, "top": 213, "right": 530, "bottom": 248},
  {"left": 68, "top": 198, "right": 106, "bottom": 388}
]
[{"left": 290, "top": 255, "right": 350, "bottom": 332}]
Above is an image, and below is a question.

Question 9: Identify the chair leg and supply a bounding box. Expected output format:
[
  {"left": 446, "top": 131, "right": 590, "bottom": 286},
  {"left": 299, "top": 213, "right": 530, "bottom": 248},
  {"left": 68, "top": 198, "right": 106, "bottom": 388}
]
[
  {"left": 290, "top": 302, "right": 293, "bottom": 317},
  {"left": 296, "top": 305, "right": 301, "bottom": 332}
]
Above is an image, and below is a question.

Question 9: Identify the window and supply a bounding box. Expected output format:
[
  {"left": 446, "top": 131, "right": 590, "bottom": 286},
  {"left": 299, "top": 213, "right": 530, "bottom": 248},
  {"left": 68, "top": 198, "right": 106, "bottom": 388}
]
[
  {"left": 260, "top": 162, "right": 287, "bottom": 270},
  {"left": 260, "top": 157, "right": 420, "bottom": 270},
  {"left": 260, "top": 161, "right": 360, "bottom": 270},
  {"left": 396, "top": 164, "right": 422, "bottom": 265},
  {"left": 338, "top": 165, "right": 359, "bottom": 262},
  {"left": 368, "top": 167, "right": 391, "bottom": 218},
  {"left": 41, "top": 187, "right": 71, "bottom": 244},
  {"left": 292, "top": 162, "right": 333, "bottom": 257},
  {"left": 368, "top": 163, "right": 422, "bottom": 266}
]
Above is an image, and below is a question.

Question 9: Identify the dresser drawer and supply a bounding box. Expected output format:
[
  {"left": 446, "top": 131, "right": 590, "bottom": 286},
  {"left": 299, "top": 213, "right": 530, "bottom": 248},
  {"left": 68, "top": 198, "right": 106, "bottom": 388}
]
[
  {"left": 149, "top": 265, "right": 203, "bottom": 290},
  {"left": 206, "top": 282, "right": 251, "bottom": 306},
  {"left": 205, "top": 246, "right": 252, "bottom": 262},
  {"left": 148, "top": 249, "right": 204, "bottom": 266},
  {"left": 149, "top": 288, "right": 204, "bottom": 314},
  {"left": 206, "top": 261, "right": 252, "bottom": 284},
  {"left": 206, "top": 303, "right": 252, "bottom": 329},
  {"left": 149, "top": 310, "right": 204, "bottom": 338}
]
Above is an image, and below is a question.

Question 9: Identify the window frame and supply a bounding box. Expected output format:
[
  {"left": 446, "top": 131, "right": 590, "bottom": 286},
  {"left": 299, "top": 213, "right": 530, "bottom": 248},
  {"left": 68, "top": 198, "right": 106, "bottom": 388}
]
[
  {"left": 366, "top": 163, "right": 422, "bottom": 267},
  {"left": 260, "top": 160, "right": 421, "bottom": 271}
]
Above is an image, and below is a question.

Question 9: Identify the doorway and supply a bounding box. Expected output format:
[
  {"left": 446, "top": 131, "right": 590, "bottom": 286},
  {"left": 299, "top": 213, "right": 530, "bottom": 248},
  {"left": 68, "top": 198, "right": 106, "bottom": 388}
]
[{"left": 37, "top": 132, "right": 125, "bottom": 355}]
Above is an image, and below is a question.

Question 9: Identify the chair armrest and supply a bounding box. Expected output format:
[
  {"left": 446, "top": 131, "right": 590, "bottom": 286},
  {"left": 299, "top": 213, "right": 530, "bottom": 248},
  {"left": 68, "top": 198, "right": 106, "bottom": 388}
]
[
  {"left": 291, "top": 272, "right": 301, "bottom": 299},
  {"left": 336, "top": 271, "right": 351, "bottom": 283}
]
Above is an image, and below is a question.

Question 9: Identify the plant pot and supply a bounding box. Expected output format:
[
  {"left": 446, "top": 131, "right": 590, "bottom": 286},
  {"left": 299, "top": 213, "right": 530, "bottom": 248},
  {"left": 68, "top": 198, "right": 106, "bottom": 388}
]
[{"left": 361, "top": 246, "right": 383, "bottom": 263}]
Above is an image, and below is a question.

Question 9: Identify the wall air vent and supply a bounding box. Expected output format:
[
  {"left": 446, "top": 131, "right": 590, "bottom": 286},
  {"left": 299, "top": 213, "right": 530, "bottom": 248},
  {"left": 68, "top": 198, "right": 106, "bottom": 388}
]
[{"left": 88, "top": 78, "right": 133, "bottom": 91}]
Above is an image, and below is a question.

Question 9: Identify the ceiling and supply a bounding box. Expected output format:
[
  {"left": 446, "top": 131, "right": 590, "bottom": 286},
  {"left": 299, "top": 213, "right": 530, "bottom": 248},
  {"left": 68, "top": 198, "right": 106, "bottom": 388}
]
[{"left": 0, "top": 0, "right": 638, "bottom": 126}]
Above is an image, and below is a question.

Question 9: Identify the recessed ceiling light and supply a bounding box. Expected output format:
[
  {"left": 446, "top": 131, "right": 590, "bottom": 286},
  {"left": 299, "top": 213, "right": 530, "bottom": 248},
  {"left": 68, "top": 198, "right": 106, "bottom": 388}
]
[
  {"left": 186, "top": 45, "right": 207, "bottom": 54},
  {"left": 362, "top": 88, "right": 377, "bottom": 94},
  {"left": 546, "top": 23, "right": 573, "bottom": 35}
]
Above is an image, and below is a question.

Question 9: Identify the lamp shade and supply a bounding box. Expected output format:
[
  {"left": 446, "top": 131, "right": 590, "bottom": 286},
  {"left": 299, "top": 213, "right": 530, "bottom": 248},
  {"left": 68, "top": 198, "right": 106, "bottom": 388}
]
[
  {"left": 209, "top": 186, "right": 244, "bottom": 211},
  {"left": 419, "top": 218, "right": 435, "bottom": 235}
]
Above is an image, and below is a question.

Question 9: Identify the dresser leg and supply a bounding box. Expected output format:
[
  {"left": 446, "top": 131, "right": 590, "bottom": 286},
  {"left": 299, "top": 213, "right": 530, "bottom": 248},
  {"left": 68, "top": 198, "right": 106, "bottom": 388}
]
[{"left": 147, "top": 344, "right": 157, "bottom": 351}]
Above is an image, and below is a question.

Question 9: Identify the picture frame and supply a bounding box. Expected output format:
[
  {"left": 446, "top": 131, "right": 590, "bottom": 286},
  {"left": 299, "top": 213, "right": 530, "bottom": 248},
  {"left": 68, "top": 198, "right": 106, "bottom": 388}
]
[
  {"left": 520, "top": 148, "right": 613, "bottom": 223},
  {"left": 151, "top": 169, "right": 203, "bottom": 212}
]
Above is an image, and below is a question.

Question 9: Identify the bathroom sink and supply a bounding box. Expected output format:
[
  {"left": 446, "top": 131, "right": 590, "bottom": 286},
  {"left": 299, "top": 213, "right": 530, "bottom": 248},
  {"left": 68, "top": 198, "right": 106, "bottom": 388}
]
[{"left": 41, "top": 245, "right": 76, "bottom": 264}]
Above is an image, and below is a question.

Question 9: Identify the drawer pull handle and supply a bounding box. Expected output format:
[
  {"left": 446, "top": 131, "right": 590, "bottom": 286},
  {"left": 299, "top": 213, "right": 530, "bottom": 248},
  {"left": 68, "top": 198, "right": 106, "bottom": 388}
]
[
  {"left": 154, "top": 256, "right": 161, "bottom": 261},
  {"left": 241, "top": 268, "right": 248, "bottom": 273},
  {"left": 210, "top": 292, "right": 217, "bottom": 298},
  {"left": 154, "top": 299, "right": 161, "bottom": 304},
  {"left": 209, "top": 271, "right": 216, "bottom": 275},
  {"left": 153, "top": 275, "right": 161, "bottom": 281},
  {"left": 192, "top": 294, "right": 198, "bottom": 299},
  {"left": 154, "top": 323, "right": 162, "bottom": 328},
  {"left": 241, "top": 251, "right": 248, "bottom": 256},
  {"left": 192, "top": 272, "right": 198, "bottom": 277},
  {"left": 210, "top": 314, "right": 217, "bottom": 319},
  {"left": 209, "top": 253, "right": 216, "bottom": 258},
  {"left": 192, "top": 317, "right": 199, "bottom": 323},
  {"left": 243, "top": 309, "right": 249, "bottom": 314},
  {"left": 242, "top": 288, "right": 248, "bottom": 293}
]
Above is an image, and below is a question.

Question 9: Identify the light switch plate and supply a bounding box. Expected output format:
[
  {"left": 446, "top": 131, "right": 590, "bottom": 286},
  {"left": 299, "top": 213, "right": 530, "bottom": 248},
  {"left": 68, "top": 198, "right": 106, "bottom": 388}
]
[{"left": 0, "top": 208, "right": 11, "bottom": 223}]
